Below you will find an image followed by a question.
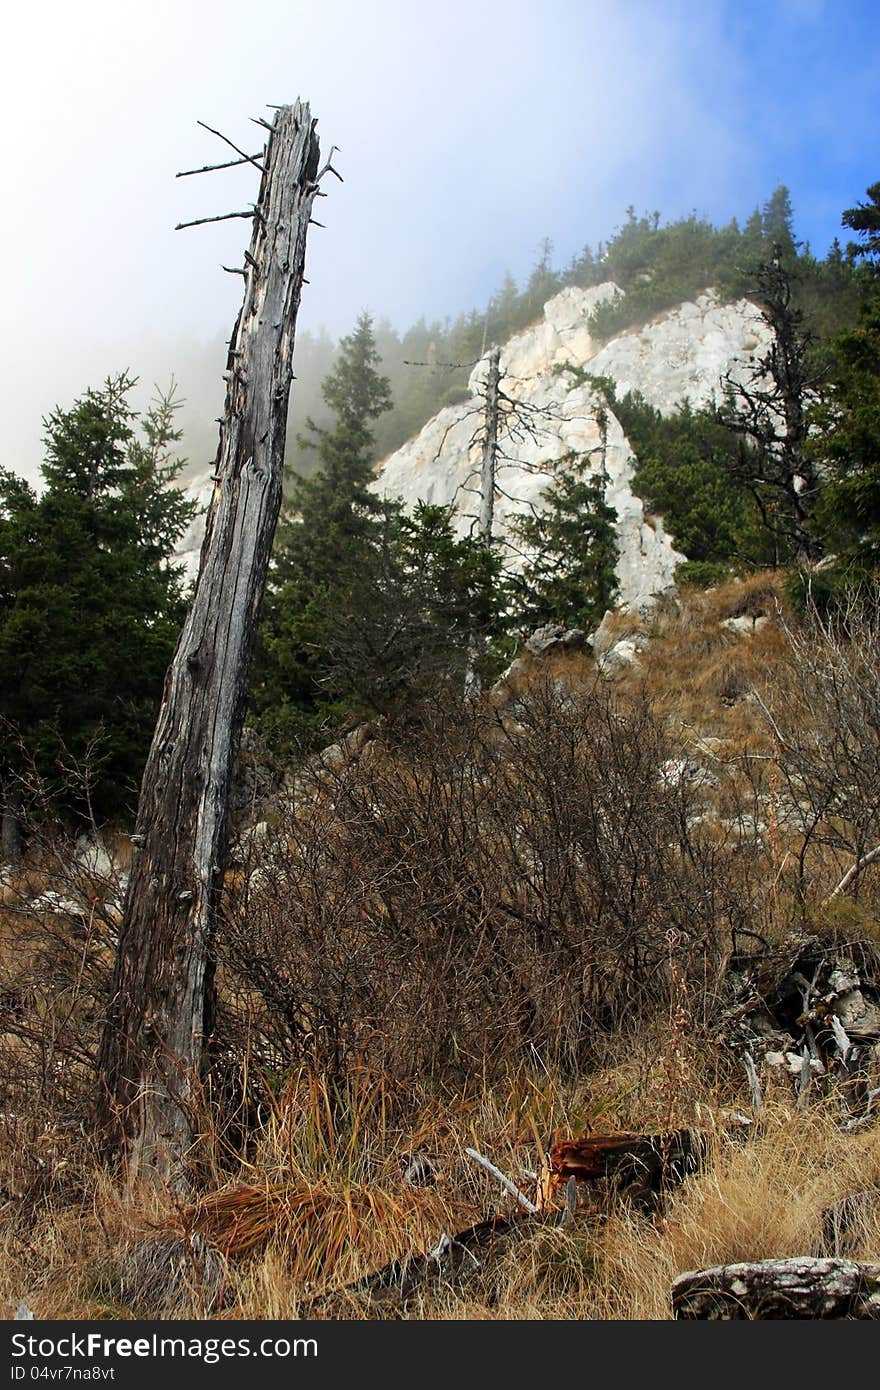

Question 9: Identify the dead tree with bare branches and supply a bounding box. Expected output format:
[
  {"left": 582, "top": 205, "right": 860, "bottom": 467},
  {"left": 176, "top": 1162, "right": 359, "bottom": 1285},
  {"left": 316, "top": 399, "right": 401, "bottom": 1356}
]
[{"left": 97, "top": 100, "right": 331, "bottom": 1185}]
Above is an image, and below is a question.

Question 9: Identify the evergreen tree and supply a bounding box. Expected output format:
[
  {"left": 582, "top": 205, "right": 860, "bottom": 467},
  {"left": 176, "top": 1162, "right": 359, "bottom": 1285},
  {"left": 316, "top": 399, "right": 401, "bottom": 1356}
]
[
  {"left": 509, "top": 449, "right": 618, "bottom": 631},
  {"left": 842, "top": 182, "right": 880, "bottom": 260},
  {"left": 254, "top": 313, "right": 395, "bottom": 747},
  {"left": 811, "top": 183, "right": 880, "bottom": 570},
  {"left": 524, "top": 238, "right": 563, "bottom": 321},
  {"left": 317, "top": 503, "right": 507, "bottom": 718},
  {"left": 0, "top": 374, "right": 194, "bottom": 822},
  {"left": 761, "top": 185, "right": 798, "bottom": 262},
  {"left": 255, "top": 316, "right": 509, "bottom": 749}
]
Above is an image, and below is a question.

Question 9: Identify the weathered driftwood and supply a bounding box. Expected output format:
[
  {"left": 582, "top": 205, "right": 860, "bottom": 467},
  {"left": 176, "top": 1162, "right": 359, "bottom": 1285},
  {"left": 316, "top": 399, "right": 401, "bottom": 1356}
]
[
  {"left": 97, "top": 100, "right": 322, "bottom": 1184},
  {"left": 549, "top": 1128, "right": 707, "bottom": 1200},
  {"left": 672, "top": 1257, "right": 880, "bottom": 1319},
  {"left": 464, "top": 1145, "right": 539, "bottom": 1213}
]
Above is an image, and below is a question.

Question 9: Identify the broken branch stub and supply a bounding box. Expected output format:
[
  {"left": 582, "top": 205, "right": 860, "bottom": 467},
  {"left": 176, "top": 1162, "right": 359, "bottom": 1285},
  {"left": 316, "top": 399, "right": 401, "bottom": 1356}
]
[{"left": 97, "top": 100, "right": 322, "bottom": 1187}]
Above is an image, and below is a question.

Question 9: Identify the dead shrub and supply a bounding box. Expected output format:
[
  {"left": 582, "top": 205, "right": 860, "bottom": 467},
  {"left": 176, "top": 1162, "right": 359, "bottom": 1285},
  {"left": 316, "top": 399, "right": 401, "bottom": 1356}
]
[
  {"left": 218, "top": 678, "right": 741, "bottom": 1093},
  {"left": 751, "top": 589, "right": 880, "bottom": 908}
]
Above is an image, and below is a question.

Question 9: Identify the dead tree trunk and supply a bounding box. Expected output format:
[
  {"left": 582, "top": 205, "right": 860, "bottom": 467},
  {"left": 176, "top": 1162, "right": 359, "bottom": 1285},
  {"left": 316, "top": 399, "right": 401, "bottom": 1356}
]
[
  {"left": 97, "top": 100, "right": 322, "bottom": 1186},
  {"left": 478, "top": 344, "right": 501, "bottom": 545},
  {"left": 464, "top": 344, "right": 501, "bottom": 696}
]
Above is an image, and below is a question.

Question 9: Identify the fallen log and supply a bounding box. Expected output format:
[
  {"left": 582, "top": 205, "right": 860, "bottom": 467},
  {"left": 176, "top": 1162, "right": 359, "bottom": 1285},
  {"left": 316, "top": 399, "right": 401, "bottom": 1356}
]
[
  {"left": 330, "top": 1213, "right": 524, "bottom": 1308},
  {"left": 672, "top": 1257, "right": 880, "bottom": 1319}
]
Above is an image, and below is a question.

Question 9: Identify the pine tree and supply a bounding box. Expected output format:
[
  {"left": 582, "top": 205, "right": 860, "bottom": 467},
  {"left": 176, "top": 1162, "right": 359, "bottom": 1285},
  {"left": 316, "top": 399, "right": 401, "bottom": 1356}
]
[
  {"left": 317, "top": 503, "right": 507, "bottom": 718},
  {"left": 811, "top": 183, "right": 880, "bottom": 571},
  {"left": 842, "top": 182, "right": 880, "bottom": 260},
  {"left": 510, "top": 449, "right": 619, "bottom": 632},
  {"left": 762, "top": 185, "right": 798, "bottom": 262},
  {"left": 254, "top": 313, "right": 394, "bottom": 747},
  {"left": 0, "top": 374, "right": 194, "bottom": 822}
]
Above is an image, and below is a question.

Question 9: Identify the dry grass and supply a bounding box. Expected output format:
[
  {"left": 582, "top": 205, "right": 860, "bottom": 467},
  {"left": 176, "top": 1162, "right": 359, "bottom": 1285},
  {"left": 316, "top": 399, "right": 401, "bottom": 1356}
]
[
  {"left": 0, "top": 1037, "right": 878, "bottom": 1320},
  {"left": 592, "top": 1105, "right": 880, "bottom": 1319},
  {"left": 1, "top": 574, "right": 879, "bottom": 1319}
]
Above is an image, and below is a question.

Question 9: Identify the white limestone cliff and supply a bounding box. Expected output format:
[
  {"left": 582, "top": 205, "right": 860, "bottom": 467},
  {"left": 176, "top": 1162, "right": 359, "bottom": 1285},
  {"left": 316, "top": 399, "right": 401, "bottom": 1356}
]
[
  {"left": 374, "top": 283, "right": 771, "bottom": 609},
  {"left": 175, "top": 283, "right": 771, "bottom": 609}
]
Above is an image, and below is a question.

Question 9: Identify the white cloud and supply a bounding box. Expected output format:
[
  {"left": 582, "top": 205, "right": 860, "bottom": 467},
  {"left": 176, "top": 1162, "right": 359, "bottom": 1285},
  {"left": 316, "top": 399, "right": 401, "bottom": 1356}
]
[{"left": 0, "top": 0, "right": 869, "bottom": 478}]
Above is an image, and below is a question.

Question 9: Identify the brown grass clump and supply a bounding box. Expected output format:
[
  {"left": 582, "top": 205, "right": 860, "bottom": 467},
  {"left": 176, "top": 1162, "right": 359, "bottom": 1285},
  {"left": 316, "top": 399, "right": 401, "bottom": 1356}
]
[{"left": 592, "top": 1105, "right": 880, "bottom": 1319}]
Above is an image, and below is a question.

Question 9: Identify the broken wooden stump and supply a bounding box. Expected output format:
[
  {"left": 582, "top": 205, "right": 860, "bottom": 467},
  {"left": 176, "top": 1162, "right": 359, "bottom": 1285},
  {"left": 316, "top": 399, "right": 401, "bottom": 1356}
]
[
  {"left": 549, "top": 1128, "right": 707, "bottom": 1205},
  {"left": 672, "top": 1257, "right": 880, "bottom": 1319}
]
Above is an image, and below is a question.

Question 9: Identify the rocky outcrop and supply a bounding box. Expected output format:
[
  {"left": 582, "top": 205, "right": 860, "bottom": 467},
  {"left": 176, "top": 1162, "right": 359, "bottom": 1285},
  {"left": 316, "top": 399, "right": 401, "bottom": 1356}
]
[
  {"left": 175, "top": 283, "right": 772, "bottom": 607},
  {"left": 373, "top": 283, "right": 771, "bottom": 610}
]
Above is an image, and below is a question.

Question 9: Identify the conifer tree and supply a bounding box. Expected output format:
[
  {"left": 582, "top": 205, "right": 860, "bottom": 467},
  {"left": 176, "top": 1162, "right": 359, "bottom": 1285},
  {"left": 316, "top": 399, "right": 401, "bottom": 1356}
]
[
  {"left": 0, "top": 374, "right": 193, "bottom": 822},
  {"left": 254, "top": 313, "right": 394, "bottom": 746},
  {"left": 811, "top": 183, "right": 880, "bottom": 570},
  {"left": 255, "top": 316, "right": 509, "bottom": 748},
  {"left": 509, "top": 448, "right": 618, "bottom": 631}
]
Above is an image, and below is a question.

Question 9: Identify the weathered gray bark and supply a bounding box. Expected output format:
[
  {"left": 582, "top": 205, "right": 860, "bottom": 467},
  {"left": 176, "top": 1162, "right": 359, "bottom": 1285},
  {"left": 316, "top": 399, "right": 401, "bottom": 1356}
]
[
  {"left": 672, "top": 1257, "right": 880, "bottom": 1319},
  {"left": 464, "top": 344, "right": 501, "bottom": 697},
  {"left": 97, "top": 100, "right": 321, "bottom": 1185},
  {"left": 1, "top": 782, "right": 22, "bottom": 863},
  {"left": 478, "top": 344, "right": 501, "bottom": 545}
]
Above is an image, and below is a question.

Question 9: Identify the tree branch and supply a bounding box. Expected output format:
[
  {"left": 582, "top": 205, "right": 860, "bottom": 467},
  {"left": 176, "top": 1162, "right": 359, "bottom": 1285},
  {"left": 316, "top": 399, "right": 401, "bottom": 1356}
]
[{"left": 196, "top": 120, "right": 266, "bottom": 174}]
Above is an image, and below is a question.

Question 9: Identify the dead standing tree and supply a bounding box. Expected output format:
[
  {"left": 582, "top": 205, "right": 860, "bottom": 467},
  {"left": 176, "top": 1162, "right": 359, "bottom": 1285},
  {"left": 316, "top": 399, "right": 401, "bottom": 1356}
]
[
  {"left": 97, "top": 100, "right": 335, "bottom": 1185},
  {"left": 478, "top": 344, "right": 501, "bottom": 545}
]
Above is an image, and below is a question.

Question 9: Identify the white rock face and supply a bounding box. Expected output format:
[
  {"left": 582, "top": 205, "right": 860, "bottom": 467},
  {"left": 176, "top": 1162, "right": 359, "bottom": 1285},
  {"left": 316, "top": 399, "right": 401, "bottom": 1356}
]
[
  {"left": 375, "top": 283, "right": 770, "bottom": 609},
  {"left": 587, "top": 291, "right": 769, "bottom": 415},
  {"left": 175, "top": 283, "right": 772, "bottom": 607},
  {"left": 175, "top": 472, "right": 213, "bottom": 585}
]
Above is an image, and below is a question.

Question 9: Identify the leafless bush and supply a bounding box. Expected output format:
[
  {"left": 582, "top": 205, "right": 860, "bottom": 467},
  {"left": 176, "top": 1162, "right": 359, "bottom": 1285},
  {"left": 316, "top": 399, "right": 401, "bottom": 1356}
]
[
  {"left": 753, "top": 589, "right": 880, "bottom": 904},
  {"left": 0, "top": 764, "right": 121, "bottom": 1196},
  {"left": 219, "top": 678, "right": 742, "bottom": 1091}
]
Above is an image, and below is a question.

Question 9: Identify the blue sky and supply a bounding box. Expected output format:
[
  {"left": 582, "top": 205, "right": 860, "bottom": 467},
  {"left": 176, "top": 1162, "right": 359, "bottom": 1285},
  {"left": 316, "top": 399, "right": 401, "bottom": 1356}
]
[{"left": 2, "top": 0, "right": 878, "bottom": 476}]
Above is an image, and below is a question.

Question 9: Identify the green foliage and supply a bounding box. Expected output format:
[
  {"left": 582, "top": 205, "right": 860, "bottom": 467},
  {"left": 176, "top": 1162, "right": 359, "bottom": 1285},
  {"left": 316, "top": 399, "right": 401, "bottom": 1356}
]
[
  {"left": 588, "top": 207, "right": 754, "bottom": 337},
  {"left": 842, "top": 181, "right": 880, "bottom": 260},
  {"left": 254, "top": 318, "right": 506, "bottom": 754},
  {"left": 313, "top": 503, "right": 508, "bottom": 719},
  {"left": 761, "top": 185, "right": 798, "bottom": 262},
  {"left": 608, "top": 388, "right": 769, "bottom": 575},
  {"left": 810, "top": 184, "right": 880, "bottom": 571},
  {"left": 588, "top": 189, "right": 861, "bottom": 343},
  {"left": 0, "top": 374, "right": 194, "bottom": 820},
  {"left": 509, "top": 450, "right": 618, "bottom": 631}
]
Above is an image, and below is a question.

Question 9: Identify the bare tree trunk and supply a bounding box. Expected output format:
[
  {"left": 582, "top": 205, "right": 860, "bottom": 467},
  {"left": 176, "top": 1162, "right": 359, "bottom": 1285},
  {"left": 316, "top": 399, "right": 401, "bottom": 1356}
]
[
  {"left": 97, "top": 100, "right": 321, "bottom": 1186},
  {"left": 0, "top": 781, "right": 22, "bottom": 864},
  {"left": 465, "top": 345, "right": 501, "bottom": 696},
  {"left": 478, "top": 345, "right": 501, "bottom": 545}
]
